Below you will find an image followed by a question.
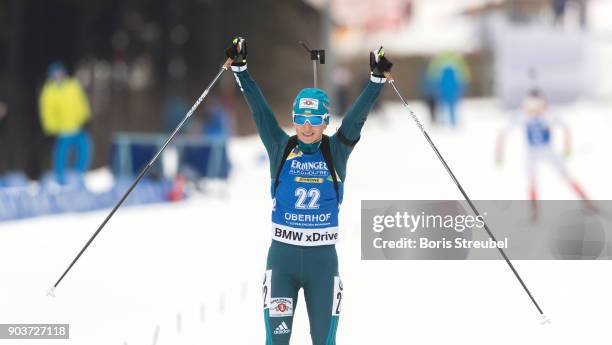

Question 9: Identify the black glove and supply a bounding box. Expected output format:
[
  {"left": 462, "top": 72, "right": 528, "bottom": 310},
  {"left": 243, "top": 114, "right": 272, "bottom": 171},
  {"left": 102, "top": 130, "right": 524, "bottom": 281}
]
[
  {"left": 225, "top": 36, "right": 247, "bottom": 67},
  {"left": 369, "top": 47, "right": 392, "bottom": 78}
]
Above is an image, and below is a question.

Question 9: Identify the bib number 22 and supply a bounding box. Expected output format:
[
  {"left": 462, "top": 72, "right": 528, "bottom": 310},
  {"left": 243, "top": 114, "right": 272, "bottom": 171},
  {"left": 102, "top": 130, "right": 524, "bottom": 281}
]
[{"left": 294, "top": 187, "right": 320, "bottom": 209}]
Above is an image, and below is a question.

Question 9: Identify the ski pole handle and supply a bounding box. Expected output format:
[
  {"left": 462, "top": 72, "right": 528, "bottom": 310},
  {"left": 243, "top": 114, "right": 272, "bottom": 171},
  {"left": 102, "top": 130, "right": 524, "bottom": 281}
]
[
  {"left": 223, "top": 36, "right": 246, "bottom": 70},
  {"left": 383, "top": 71, "right": 394, "bottom": 82},
  {"left": 222, "top": 57, "right": 233, "bottom": 70}
]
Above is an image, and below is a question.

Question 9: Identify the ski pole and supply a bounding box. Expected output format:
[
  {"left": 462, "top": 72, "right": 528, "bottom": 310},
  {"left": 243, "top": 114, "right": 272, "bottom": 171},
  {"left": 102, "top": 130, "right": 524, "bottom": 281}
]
[
  {"left": 383, "top": 72, "right": 549, "bottom": 323},
  {"left": 47, "top": 57, "right": 235, "bottom": 296}
]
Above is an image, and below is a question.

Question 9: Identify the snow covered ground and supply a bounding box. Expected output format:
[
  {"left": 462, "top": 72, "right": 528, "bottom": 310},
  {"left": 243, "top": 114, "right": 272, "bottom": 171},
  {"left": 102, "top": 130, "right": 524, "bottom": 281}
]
[{"left": 1, "top": 98, "right": 611, "bottom": 344}]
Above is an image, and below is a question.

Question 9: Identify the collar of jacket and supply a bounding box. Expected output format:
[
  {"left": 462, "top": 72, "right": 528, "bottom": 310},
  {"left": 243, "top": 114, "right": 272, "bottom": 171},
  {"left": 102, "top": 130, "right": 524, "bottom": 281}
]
[{"left": 297, "top": 139, "right": 321, "bottom": 154}]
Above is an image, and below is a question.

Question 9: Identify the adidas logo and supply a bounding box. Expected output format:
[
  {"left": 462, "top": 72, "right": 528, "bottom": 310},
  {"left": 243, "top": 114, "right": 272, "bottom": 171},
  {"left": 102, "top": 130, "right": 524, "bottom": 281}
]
[{"left": 273, "top": 321, "right": 291, "bottom": 335}]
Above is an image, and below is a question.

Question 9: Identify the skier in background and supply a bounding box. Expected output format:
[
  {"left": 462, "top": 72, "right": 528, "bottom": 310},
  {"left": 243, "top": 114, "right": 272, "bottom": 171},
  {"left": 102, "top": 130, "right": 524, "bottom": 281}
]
[
  {"left": 39, "top": 62, "right": 92, "bottom": 185},
  {"left": 496, "top": 89, "right": 595, "bottom": 218},
  {"left": 226, "top": 36, "right": 391, "bottom": 344}
]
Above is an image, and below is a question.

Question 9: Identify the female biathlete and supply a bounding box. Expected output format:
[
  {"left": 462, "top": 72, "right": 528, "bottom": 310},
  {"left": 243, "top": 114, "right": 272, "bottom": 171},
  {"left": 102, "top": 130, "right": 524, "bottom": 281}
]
[
  {"left": 496, "top": 89, "right": 596, "bottom": 217},
  {"left": 225, "top": 37, "right": 392, "bottom": 344}
]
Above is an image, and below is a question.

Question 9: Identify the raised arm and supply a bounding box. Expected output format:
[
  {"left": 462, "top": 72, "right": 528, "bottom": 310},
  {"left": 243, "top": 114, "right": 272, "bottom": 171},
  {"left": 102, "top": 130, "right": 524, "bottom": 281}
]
[
  {"left": 232, "top": 68, "right": 288, "bottom": 148},
  {"left": 330, "top": 47, "right": 392, "bottom": 181},
  {"left": 226, "top": 37, "right": 289, "bottom": 173},
  {"left": 335, "top": 77, "right": 385, "bottom": 144}
]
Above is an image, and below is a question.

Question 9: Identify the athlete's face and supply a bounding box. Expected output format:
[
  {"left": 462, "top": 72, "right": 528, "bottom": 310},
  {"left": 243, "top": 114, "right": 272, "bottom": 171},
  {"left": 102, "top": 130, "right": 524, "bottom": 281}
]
[
  {"left": 523, "top": 96, "right": 547, "bottom": 118},
  {"left": 294, "top": 120, "right": 327, "bottom": 144}
]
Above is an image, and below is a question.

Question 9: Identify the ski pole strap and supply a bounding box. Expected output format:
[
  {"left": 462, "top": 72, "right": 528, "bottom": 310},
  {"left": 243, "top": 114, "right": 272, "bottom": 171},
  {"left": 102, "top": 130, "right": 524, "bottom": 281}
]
[
  {"left": 273, "top": 135, "right": 340, "bottom": 204},
  {"left": 273, "top": 135, "right": 299, "bottom": 196},
  {"left": 321, "top": 135, "right": 340, "bottom": 203}
]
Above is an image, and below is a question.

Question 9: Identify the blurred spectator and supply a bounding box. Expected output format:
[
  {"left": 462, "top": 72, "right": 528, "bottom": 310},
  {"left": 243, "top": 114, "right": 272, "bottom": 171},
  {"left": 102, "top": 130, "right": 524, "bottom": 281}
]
[
  {"left": 332, "top": 66, "right": 353, "bottom": 116},
  {"left": 577, "top": 0, "right": 588, "bottom": 29},
  {"left": 552, "top": 0, "right": 568, "bottom": 26},
  {"left": 552, "top": 0, "right": 589, "bottom": 29},
  {"left": 174, "top": 97, "right": 232, "bottom": 190},
  {"left": 202, "top": 98, "right": 232, "bottom": 139},
  {"left": 427, "top": 52, "right": 470, "bottom": 127},
  {"left": 163, "top": 94, "right": 189, "bottom": 133},
  {"left": 39, "top": 62, "right": 92, "bottom": 185},
  {"left": 419, "top": 64, "right": 437, "bottom": 125}
]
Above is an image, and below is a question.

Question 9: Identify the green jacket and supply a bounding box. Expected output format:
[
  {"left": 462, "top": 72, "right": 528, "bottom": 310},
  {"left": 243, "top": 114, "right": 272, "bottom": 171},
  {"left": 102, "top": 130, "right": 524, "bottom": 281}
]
[{"left": 233, "top": 68, "right": 384, "bottom": 181}]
